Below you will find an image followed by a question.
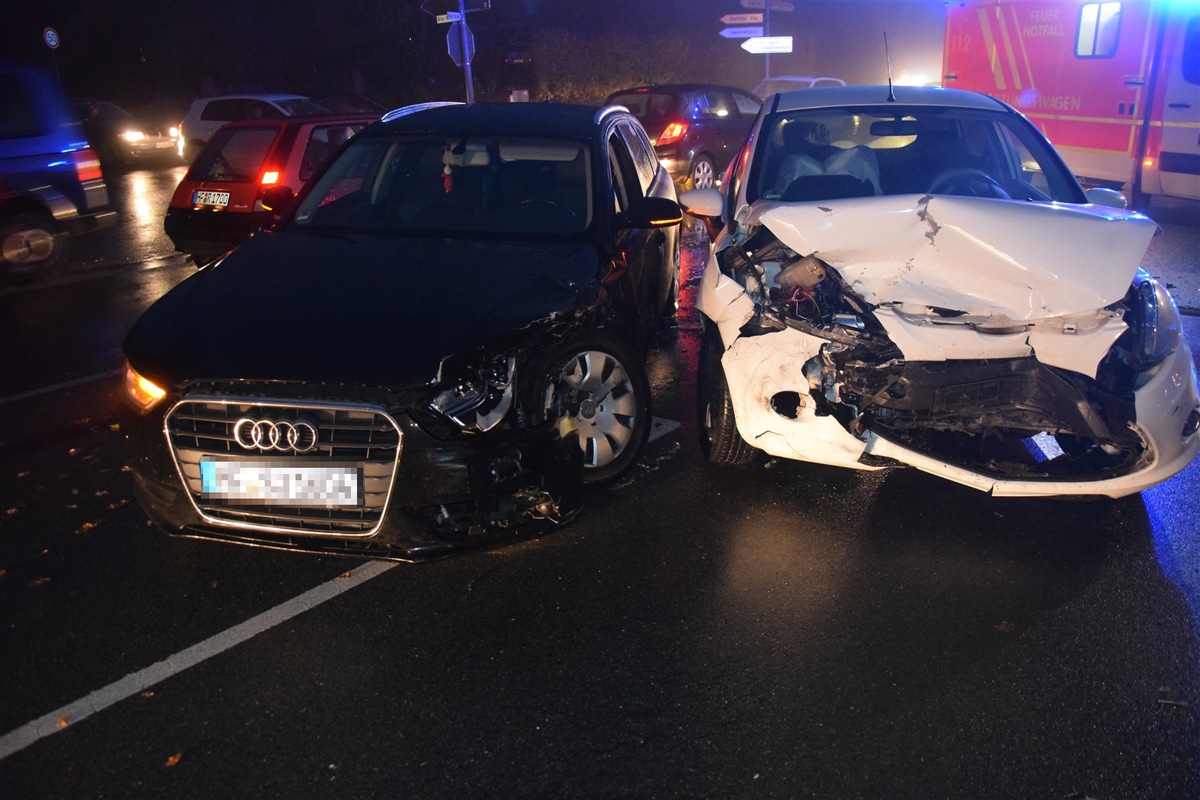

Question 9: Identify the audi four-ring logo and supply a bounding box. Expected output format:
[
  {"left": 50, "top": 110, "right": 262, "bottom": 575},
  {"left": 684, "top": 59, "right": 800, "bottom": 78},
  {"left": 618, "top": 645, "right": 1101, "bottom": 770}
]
[{"left": 233, "top": 418, "right": 319, "bottom": 453}]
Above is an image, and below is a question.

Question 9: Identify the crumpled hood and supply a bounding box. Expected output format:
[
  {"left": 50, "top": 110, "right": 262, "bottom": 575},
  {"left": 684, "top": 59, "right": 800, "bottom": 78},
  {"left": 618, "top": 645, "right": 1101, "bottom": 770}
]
[
  {"left": 125, "top": 230, "right": 601, "bottom": 389},
  {"left": 752, "top": 195, "right": 1159, "bottom": 319}
]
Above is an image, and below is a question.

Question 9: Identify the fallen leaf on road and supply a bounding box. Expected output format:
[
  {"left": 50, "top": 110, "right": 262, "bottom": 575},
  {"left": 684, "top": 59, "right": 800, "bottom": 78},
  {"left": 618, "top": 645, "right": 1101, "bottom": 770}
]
[
  {"left": 110, "top": 424, "right": 121, "bottom": 431},
  {"left": 75, "top": 522, "right": 98, "bottom": 535},
  {"left": 165, "top": 752, "right": 183, "bottom": 767},
  {"left": 29, "top": 577, "right": 50, "bottom": 587},
  {"left": 57, "top": 717, "right": 69, "bottom": 728},
  {"left": 141, "top": 691, "right": 155, "bottom": 698},
  {"left": 995, "top": 621, "right": 1016, "bottom": 633},
  {"left": 339, "top": 571, "right": 352, "bottom": 579},
  {"left": 121, "top": 465, "right": 132, "bottom": 472}
]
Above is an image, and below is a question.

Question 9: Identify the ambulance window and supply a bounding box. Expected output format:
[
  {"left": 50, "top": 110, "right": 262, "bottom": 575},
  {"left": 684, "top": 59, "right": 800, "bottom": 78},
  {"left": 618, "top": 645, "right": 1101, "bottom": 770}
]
[
  {"left": 1076, "top": 2, "right": 1122, "bottom": 58},
  {"left": 1184, "top": 17, "right": 1200, "bottom": 84}
]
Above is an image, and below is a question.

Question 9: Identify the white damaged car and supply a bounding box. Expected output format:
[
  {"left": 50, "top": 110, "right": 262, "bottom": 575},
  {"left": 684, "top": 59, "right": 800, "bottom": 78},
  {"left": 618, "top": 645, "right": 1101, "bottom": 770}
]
[{"left": 681, "top": 85, "right": 1199, "bottom": 498}]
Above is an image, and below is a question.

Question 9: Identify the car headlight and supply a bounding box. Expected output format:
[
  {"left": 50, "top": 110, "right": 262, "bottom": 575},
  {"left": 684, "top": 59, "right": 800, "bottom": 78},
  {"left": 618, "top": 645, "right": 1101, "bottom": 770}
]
[
  {"left": 1128, "top": 270, "right": 1182, "bottom": 368},
  {"left": 429, "top": 356, "right": 515, "bottom": 432},
  {"left": 124, "top": 362, "right": 166, "bottom": 412},
  {"left": 120, "top": 130, "right": 147, "bottom": 142}
]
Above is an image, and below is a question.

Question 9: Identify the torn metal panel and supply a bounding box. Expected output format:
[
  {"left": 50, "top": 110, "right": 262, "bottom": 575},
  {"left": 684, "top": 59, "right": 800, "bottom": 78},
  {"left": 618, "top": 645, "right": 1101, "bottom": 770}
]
[
  {"left": 720, "top": 327, "right": 876, "bottom": 468},
  {"left": 754, "top": 195, "right": 1159, "bottom": 319}
]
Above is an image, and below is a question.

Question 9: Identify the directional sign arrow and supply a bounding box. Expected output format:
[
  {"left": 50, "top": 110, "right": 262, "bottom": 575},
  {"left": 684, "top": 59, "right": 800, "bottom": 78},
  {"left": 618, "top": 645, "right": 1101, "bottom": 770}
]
[
  {"left": 740, "top": 0, "right": 795, "bottom": 11},
  {"left": 720, "top": 13, "right": 762, "bottom": 24},
  {"left": 741, "top": 35, "right": 793, "bottom": 54},
  {"left": 720, "top": 26, "right": 764, "bottom": 39}
]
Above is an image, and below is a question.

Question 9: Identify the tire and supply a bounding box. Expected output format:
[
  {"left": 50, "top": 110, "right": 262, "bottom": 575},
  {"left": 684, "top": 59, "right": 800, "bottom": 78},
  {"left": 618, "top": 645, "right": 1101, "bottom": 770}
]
[
  {"left": 537, "top": 336, "right": 651, "bottom": 485},
  {"left": 689, "top": 154, "right": 716, "bottom": 190},
  {"left": 0, "top": 213, "right": 67, "bottom": 281},
  {"left": 696, "top": 325, "right": 756, "bottom": 466}
]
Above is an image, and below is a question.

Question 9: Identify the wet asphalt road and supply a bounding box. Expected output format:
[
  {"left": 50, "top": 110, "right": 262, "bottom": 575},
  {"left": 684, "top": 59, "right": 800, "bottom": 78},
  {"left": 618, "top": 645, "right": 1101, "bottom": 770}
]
[{"left": 0, "top": 168, "right": 1198, "bottom": 798}]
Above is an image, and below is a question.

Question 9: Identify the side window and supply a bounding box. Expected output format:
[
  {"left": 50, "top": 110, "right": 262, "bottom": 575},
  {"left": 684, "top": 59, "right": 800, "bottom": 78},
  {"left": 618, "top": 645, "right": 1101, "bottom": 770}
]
[
  {"left": 0, "top": 75, "right": 41, "bottom": 139},
  {"left": 608, "top": 132, "right": 641, "bottom": 212},
  {"left": 201, "top": 99, "right": 242, "bottom": 121},
  {"left": 1076, "top": 2, "right": 1122, "bottom": 58},
  {"left": 1184, "top": 16, "right": 1200, "bottom": 85},
  {"left": 617, "top": 121, "right": 657, "bottom": 194},
  {"left": 300, "top": 124, "right": 366, "bottom": 182},
  {"left": 733, "top": 91, "right": 763, "bottom": 118},
  {"left": 704, "top": 93, "right": 733, "bottom": 119},
  {"left": 247, "top": 101, "right": 284, "bottom": 120},
  {"left": 691, "top": 94, "right": 711, "bottom": 120}
]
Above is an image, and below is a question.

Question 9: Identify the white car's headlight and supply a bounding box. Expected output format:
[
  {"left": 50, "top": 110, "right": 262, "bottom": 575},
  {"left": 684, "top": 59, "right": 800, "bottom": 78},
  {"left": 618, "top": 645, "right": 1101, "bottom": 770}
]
[
  {"left": 120, "top": 130, "right": 147, "bottom": 142},
  {"left": 1129, "top": 271, "right": 1182, "bottom": 368}
]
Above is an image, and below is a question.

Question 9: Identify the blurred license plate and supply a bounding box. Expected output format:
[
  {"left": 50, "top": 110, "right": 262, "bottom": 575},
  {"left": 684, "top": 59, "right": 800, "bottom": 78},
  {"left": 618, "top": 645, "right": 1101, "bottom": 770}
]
[
  {"left": 154, "top": 140, "right": 174, "bottom": 149},
  {"left": 193, "top": 190, "right": 230, "bottom": 207},
  {"left": 200, "top": 460, "right": 361, "bottom": 507}
]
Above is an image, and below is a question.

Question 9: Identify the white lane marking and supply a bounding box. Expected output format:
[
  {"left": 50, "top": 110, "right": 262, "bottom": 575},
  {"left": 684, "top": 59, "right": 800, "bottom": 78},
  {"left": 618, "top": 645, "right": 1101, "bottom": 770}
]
[
  {"left": 0, "top": 369, "right": 123, "bottom": 406},
  {"left": 0, "top": 560, "right": 397, "bottom": 761}
]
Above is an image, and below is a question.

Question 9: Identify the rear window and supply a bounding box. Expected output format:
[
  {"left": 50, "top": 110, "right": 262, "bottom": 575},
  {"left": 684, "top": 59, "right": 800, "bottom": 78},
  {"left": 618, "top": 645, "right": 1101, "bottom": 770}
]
[
  {"left": 608, "top": 92, "right": 681, "bottom": 122},
  {"left": 276, "top": 98, "right": 331, "bottom": 115},
  {"left": 189, "top": 126, "right": 279, "bottom": 182}
]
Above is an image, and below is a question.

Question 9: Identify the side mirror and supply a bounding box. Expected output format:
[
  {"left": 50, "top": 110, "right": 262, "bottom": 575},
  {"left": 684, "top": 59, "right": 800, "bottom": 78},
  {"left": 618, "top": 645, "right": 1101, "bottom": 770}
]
[
  {"left": 678, "top": 187, "right": 725, "bottom": 241},
  {"left": 616, "top": 196, "right": 684, "bottom": 230},
  {"left": 1085, "top": 186, "right": 1128, "bottom": 210},
  {"left": 260, "top": 185, "right": 296, "bottom": 214}
]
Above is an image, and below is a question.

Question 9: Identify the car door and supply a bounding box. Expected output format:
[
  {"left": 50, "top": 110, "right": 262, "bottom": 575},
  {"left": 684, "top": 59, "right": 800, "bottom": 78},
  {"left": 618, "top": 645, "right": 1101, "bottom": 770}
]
[{"left": 609, "top": 119, "right": 678, "bottom": 343}]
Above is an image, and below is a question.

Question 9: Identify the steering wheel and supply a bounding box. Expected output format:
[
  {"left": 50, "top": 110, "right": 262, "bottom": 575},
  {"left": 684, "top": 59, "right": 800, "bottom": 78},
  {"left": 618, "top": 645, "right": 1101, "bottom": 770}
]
[
  {"left": 520, "top": 198, "right": 576, "bottom": 217},
  {"left": 928, "top": 169, "right": 1011, "bottom": 199}
]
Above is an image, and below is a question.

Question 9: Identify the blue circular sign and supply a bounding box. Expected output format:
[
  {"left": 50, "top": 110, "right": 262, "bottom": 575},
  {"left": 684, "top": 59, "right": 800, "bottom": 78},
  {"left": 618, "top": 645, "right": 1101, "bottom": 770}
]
[{"left": 43, "top": 27, "right": 60, "bottom": 49}]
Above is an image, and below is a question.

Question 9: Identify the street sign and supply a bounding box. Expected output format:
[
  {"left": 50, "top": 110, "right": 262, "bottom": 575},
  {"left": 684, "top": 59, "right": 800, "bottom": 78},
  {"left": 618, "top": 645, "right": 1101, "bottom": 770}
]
[
  {"left": 720, "top": 26, "right": 764, "bottom": 39},
  {"left": 436, "top": 12, "right": 462, "bottom": 23},
  {"left": 720, "top": 13, "right": 762, "bottom": 24},
  {"left": 740, "top": 0, "right": 795, "bottom": 11},
  {"left": 43, "top": 27, "right": 59, "bottom": 49},
  {"left": 420, "top": 0, "right": 489, "bottom": 15},
  {"left": 447, "top": 21, "right": 475, "bottom": 67},
  {"left": 741, "top": 36, "right": 793, "bottom": 54}
]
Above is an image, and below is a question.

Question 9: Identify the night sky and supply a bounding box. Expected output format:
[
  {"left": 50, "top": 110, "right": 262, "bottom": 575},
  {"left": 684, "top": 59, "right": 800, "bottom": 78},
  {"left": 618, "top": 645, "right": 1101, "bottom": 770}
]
[{"left": 4, "top": 0, "right": 945, "bottom": 116}]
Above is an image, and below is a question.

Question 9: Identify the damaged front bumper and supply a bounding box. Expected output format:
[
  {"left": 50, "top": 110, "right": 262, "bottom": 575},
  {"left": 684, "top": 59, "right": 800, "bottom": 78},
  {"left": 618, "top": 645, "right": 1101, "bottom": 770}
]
[
  {"left": 123, "top": 394, "right": 582, "bottom": 561},
  {"left": 698, "top": 194, "right": 1200, "bottom": 498}
]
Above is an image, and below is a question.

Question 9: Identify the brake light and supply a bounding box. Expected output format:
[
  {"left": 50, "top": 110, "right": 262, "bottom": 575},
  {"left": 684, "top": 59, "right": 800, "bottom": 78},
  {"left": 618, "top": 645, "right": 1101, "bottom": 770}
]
[
  {"left": 261, "top": 170, "right": 280, "bottom": 185},
  {"left": 72, "top": 148, "right": 103, "bottom": 182},
  {"left": 656, "top": 122, "right": 687, "bottom": 146}
]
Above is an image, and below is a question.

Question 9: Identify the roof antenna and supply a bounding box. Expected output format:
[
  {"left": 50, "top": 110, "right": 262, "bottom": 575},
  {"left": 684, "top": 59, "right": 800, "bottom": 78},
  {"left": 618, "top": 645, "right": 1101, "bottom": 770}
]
[{"left": 884, "top": 32, "right": 896, "bottom": 102}]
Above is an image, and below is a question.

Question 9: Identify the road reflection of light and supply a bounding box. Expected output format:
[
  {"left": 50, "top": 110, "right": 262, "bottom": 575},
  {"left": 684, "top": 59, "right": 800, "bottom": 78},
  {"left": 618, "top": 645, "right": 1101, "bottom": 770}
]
[
  {"left": 120, "top": 166, "right": 188, "bottom": 258},
  {"left": 1142, "top": 460, "right": 1200, "bottom": 635},
  {"left": 718, "top": 507, "right": 853, "bottom": 633}
]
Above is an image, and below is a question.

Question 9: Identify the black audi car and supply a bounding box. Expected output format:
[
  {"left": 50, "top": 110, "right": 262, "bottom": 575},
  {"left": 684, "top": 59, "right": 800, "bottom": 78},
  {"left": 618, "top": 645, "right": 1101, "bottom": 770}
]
[{"left": 122, "top": 102, "right": 682, "bottom": 559}]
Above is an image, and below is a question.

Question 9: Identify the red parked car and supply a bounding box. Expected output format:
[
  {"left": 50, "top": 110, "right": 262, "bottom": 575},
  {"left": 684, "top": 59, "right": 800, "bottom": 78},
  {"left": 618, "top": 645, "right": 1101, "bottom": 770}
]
[{"left": 164, "top": 113, "right": 377, "bottom": 265}]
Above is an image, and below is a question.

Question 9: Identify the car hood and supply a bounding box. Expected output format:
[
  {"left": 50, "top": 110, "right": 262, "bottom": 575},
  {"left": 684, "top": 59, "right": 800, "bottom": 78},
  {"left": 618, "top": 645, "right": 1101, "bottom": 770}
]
[
  {"left": 125, "top": 231, "right": 602, "bottom": 389},
  {"left": 751, "top": 194, "right": 1159, "bottom": 319}
]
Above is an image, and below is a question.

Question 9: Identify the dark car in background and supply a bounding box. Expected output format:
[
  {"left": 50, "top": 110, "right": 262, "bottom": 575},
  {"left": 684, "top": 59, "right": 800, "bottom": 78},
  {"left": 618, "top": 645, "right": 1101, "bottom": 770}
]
[
  {"left": 71, "top": 98, "right": 182, "bottom": 170},
  {"left": 164, "top": 113, "right": 378, "bottom": 265},
  {"left": 1, "top": 63, "right": 116, "bottom": 281},
  {"left": 122, "top": 102, "right": 682, "bottom": 559},
  {"left": 606, "top": 83, "right": 761, "bottom": 190}
]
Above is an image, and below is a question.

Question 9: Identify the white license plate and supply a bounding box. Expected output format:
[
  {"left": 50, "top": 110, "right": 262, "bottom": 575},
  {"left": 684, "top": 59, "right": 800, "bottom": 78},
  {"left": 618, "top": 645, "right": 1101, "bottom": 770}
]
[
  {"left": 193, "top": 190, "right": 230, "bottom": 207},
  {"left": 155, "top": 140, "right": 174, "bottom": 149},
  {"left": 200, "top": 459, "right": 361, "bottom": 507}
]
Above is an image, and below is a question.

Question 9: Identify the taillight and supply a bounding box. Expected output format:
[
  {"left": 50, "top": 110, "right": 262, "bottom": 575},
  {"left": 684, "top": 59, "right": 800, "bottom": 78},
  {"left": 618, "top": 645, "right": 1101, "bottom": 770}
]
[
  {"left": 260, "top": 170, "right": 280, "bottom": 185},
  {"left": 72, "top": 148, "right": 103, "bottom": 182},
  {"left": 656, "top": 122, "right": 687, "bottom": 146}
]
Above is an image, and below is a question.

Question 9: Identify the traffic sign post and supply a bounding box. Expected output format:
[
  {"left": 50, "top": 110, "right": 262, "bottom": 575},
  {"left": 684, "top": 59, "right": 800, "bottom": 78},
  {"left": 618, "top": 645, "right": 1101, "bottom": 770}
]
[
  {"left": 740, "top": 36, "right": 793, "bottom": 54},
  {"left": 422, "top": 0, "right": 489, "bottom": 103},
  {"left": 731, "top": 0, "right": 793, "bottom": 80}
]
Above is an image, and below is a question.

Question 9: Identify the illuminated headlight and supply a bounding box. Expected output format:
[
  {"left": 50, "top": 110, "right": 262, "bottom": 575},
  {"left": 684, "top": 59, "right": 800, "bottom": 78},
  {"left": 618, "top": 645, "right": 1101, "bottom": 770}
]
[
  {"left": 124, "top": 362, "right": 166, "bottom": 412},
  {"left": 429, "top": 357, "right": 515, "bottom": 432},
  {"left": 120, "top": 130, "right": 147, "bottom": 142},
  {"left": 1128, "top": 270, "right": 1182, "bottom": 368},
  {"left": 169, "top": 126, "right": 180, "bottom": 138}
]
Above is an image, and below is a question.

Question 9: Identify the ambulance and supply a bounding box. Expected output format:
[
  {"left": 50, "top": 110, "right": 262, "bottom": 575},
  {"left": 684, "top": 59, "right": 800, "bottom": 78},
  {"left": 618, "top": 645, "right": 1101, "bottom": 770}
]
[{"left": 943, "top": 0, "right": 1199, "bottom": 206}]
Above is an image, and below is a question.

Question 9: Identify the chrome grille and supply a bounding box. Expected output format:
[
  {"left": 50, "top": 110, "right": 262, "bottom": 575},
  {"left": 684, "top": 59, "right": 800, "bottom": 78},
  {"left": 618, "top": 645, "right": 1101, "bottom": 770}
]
[{"left": 166, "top": 398, "right": 401, "bottom": 536}]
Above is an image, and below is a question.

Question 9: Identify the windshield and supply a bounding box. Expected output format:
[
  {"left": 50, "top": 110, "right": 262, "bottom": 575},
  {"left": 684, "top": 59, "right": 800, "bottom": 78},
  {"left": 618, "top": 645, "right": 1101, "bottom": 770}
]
[
  {"left": 276, "top": 98, "right": 332, "bottom": 115},
  {"left": 749, "top": 105, "right": 1085, "bottom": 204},
  {"left": 292, "top": 134, "right": 593, "bottom": 237}
]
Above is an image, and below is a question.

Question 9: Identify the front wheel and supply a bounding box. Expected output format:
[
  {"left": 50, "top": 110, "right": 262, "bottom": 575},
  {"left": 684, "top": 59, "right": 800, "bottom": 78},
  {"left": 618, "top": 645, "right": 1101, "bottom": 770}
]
[
  {"left": 696, "top": 325, "right": 756, "bottom": 465},
  {"left": 537, "top": 336, "right": 650, "bottom": 485}
]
